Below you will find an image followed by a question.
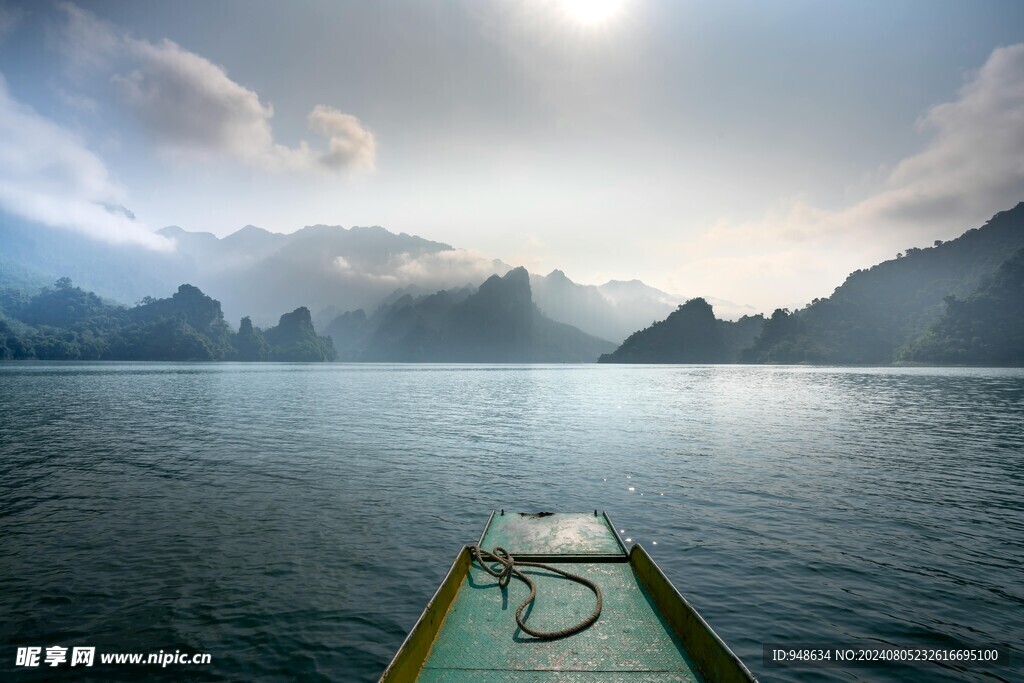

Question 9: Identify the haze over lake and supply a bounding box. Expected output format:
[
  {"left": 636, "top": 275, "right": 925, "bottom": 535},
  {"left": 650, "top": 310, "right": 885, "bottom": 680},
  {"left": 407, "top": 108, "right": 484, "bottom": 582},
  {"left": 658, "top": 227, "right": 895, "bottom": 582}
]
[
  {"left": 3, "top": 1, "right": 1023, "bottom": 680},
  {"left": 2, "top": 363, "right": 1021, "bottom": 682}
]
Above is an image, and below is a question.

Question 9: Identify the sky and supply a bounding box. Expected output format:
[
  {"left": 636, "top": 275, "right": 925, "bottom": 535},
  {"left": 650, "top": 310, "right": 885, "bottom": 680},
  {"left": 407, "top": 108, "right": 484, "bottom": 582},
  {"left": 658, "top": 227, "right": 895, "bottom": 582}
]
[{"left": 0, "top": 0, "right": 1022, "bottom": 312}]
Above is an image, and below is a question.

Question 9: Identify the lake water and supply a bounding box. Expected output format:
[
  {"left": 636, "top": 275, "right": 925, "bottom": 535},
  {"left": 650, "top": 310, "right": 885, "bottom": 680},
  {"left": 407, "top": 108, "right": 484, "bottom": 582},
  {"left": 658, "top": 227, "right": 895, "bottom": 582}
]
[{"left": 1, "top": 363, "right": 1021, "bottom": 681}]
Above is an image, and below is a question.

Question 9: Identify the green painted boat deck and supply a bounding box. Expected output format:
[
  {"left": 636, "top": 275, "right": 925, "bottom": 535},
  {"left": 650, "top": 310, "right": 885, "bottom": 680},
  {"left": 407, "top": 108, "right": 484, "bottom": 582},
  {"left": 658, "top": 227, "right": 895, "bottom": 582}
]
[
  {"left": 381, "top": 512, "right": 757, "bottom": 682},
  {"left": 418, "top": 560, "right": 703, "bottom": 681},
  {"left": 478, "top": 512, "right": 627, "bottom": 558}
]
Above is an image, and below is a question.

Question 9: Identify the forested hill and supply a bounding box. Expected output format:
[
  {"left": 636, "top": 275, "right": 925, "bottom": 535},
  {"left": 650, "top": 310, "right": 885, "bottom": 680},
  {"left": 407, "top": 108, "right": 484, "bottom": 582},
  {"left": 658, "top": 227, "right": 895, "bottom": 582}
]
[
  {"left": 0, "top": 280, "right": 335, "bottom": 361},
  {"left": 740, "top": 203, "right": 1024, "bottom": 364},
  {"left": 598, "top": 298, "right": 764, "bottom": 363},
  {"left": 593, "top": 203, "right": 1024, "bottom": 366},
  {"left": 899, "top": 247, "right": 1024, "bottom": 365}
]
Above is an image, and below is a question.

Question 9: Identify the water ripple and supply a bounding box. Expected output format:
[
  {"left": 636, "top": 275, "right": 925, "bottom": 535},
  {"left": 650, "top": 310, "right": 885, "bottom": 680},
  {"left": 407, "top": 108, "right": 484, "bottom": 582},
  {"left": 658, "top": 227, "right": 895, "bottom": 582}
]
[{"left": 0, "top": 363, "right": 1021, "bottom": 681}]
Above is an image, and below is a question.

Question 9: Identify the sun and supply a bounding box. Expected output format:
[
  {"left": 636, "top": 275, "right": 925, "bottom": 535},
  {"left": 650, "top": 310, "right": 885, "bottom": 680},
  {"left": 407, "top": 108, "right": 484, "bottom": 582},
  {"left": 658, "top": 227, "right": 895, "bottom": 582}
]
[{"left": 560, "top": 0, "right": 626, "bottom": 26}]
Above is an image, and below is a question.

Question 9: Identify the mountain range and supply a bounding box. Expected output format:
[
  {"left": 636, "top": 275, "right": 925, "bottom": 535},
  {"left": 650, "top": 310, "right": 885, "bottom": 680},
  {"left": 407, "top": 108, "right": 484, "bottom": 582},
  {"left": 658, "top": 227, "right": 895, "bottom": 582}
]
[
  {"left": 599, "top": 202, "right": 1023, "bottom": 366},
  {"left": 325, "top": 267, "right": 615, "bottom": 362},
  {"left": 0, "top": 214, "right": 704, "bottom": 343},
  {"left": 3, "top": 202, "right": 1021, "bottom": 365}
]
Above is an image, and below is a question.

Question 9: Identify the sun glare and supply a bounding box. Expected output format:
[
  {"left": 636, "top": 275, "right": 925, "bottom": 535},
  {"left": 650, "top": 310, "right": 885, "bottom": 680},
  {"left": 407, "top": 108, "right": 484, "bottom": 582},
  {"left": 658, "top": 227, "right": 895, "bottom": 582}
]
[{"left": 561, "top": 0, "right": 625, "bottom": 26}]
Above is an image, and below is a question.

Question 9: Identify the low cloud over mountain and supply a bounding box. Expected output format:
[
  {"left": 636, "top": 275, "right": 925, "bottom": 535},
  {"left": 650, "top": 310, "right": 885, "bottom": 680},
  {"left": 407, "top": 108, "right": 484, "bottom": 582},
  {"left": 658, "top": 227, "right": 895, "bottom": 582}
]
[
  {"left": 0, "top": 75, "right": 170, "bottom": 251},
  {"left": 0, "top": 215, "right": 710, "bottom": 342}
]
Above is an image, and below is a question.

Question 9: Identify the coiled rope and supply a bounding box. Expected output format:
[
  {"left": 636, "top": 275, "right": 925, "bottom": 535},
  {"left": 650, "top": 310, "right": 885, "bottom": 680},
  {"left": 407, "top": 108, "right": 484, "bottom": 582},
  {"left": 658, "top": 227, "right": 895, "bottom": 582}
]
[{"left": 468, "top": 545, "right": 602, "bottom": 639}]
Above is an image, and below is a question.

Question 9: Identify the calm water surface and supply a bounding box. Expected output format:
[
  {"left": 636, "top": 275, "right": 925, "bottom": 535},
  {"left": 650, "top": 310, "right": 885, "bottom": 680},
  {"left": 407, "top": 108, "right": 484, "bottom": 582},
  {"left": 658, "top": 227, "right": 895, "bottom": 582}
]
[{"left": 1, "top": 364, "right": 1021, "bottom": 681}]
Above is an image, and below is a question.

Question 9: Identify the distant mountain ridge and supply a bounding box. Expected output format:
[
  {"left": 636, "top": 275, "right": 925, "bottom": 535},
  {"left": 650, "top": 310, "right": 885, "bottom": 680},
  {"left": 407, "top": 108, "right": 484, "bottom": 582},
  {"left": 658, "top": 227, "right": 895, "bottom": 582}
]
[
  {"left": 325, "top": 267, "right": 615, "bottom": 362},
  {"left": 4, "top": 203, "right": 1020, "bottom": 365},
  {"left": 530, "top": 270, "right": 675, "bottom": 344},
  {"left": 529, "top": 270, "right": 756, "bottom": 344},
  {"left": 0, "top": 216, "right": 494, "bottom": 326},
  {"left": 0, "top": 213, "right": 711, "bottom": 341},
  {"left": 154, "top": 223, "right": 476, "bottom": 326}
]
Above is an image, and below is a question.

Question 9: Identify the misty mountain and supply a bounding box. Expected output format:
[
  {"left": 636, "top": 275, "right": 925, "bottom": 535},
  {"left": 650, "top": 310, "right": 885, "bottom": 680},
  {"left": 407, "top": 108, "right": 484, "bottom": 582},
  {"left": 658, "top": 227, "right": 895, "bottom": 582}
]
[
  {"left": 325, "top": 267, "right": 615, "bottom": 362},
  {"left": 529, "top": 271, "right": 758, "bottom": 344},
  {"left": 0, "top": 214, "right": 185, "bottom": 306},
  {"left": 0, "top": 279, "right": 335, "bottom": 362},
  {"left": 598, "top": 298, "right": 765, "bottom": 364},
  {"left": 598, "top": 279, "right": 757, "bottom": 324},
  {"left": 156, "top": 223, "right": 500, "bottom": 327},
  {"left": 0, "top": 214, "right": 508, "bottom": 326},
  {"left": 597, "top": 278, "right": 679, "bottom": 311},
  {"left": 1, "top": 213, "right": 742, "bottom": 340},
  {"left": 530, "top": 270, "right": 674, "bottom": 344},
  {"left": 740, "top": 203, "right": 1024, "bottom": 364},
  {"left": 0, "top": 251, "right": 51, "bottom": 293}
]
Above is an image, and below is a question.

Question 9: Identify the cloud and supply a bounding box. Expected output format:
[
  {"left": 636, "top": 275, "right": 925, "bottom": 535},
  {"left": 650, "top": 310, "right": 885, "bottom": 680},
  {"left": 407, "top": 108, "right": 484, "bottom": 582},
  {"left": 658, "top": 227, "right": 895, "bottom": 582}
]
[
  {"left": 0, "top": 4, "right": 23, "bottom": 43},
  {"left": 58, "top": 2, "right": 119, "bottom": 72},
  {"left": 391, "top": 249, "right": 506, "bottom": 284},
  {"left": 333, "top": 248, "right": 505, "bottom": 289},
  {"left": 54, "top": 87, "right": 99, "bottom": 114},
  {"left": 710, "top": 44, "right": 1024, "bottom": 249},
  {"left": 0, "top": 74, "right": 172, "bottom": 250},
  {"left": 308, "top": 105, "right": 376, "bottom": 172},
  {"left": 111, "top": 37, "right": 285, "bottom": 167},
  {"left": 59, "top": 3, "right": 375, "bottom": 173},
  {"left": 685, "top": 44, "right": 1024, "bottom": 310},
  {"left": 333, "top": 255, "right": 353, "bottom": 272},
  {"left": 851, "top": 43, "right": 1024, "bottom": 231}
]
